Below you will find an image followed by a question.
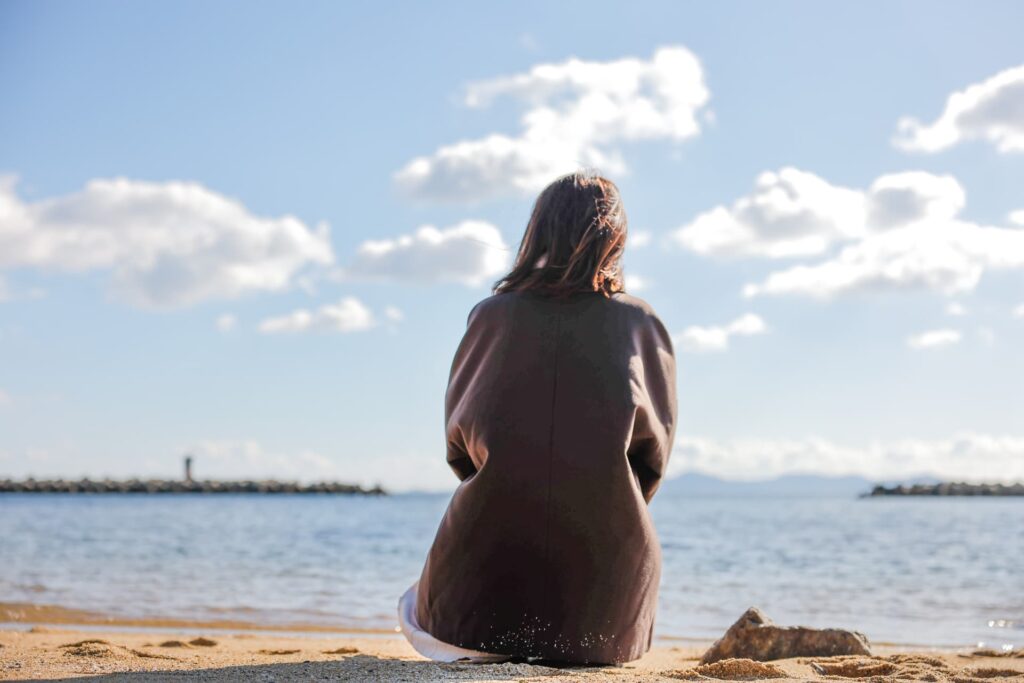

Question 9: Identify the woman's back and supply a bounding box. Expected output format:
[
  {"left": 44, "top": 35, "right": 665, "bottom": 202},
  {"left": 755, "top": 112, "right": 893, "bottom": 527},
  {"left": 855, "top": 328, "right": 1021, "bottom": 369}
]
[{"left": 415, "top": 288, "right": 677, "bottom": 665}]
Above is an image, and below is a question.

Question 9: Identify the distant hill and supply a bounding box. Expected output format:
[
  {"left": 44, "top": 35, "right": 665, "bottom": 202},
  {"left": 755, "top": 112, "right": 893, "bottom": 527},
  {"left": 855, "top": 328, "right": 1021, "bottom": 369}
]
[{"left": 658, "top": 472, "right": 938, "bottom": 498}]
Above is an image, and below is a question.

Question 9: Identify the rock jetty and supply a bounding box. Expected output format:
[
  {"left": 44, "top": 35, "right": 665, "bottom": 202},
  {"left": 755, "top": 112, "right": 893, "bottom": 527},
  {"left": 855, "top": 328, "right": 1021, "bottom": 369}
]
[
  {"left": 0, "top": 478, "right": 386, "bottom": 495},
  {"left": 865, "top": 482, "right": 1024, "bottom": 497}
]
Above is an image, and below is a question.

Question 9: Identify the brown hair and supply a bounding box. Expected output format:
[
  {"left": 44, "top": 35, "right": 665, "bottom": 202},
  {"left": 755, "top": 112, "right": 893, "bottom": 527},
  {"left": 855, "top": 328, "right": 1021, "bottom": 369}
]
[{"left": 492, "top": 169, "right": 629, "bottom": 299}]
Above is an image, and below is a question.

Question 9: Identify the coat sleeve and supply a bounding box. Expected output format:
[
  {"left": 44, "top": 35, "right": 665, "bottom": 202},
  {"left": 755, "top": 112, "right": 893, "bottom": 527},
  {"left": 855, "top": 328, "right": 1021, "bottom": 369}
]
[
  {"left": 443, "top": 301, "right": 487, "bottom": 481},
  {"left": 626, "top": 311, "right": 678, "bottom": 503}
]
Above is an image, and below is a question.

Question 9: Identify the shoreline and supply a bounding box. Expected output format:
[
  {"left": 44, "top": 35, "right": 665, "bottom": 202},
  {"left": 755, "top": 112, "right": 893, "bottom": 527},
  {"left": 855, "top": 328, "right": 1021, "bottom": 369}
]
[
  {"left": 0, "top": 602, "right": 989, "bottom": 653},
  {"left": 2, "top": 626, "right": 1021, "bottom": 682},
  {"left": 0, "top": 602, "right": 396, "bottom": 637}
]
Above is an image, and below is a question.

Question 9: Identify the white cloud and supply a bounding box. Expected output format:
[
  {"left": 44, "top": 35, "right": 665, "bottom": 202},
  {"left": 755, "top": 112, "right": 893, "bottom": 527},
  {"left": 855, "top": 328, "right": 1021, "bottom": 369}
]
[
  {"left": 906, "top": 328, "right": 961, "bottom": 350},
  {"left": 893, "top": 64, "right": 1024, "bottom": 153},
  {"left": 674, "top": 169, "right": 966, "bottom": 260},
  {"left": 216, "top": 314, "right": 237, "bottom": 332},
  {"left": 0, "top": 389, "right": 11, "bottom": 408},
  {"left": 673, "top": 313, "right": 767, "bottom": 352},
  {"left": 1010, "top": 209, "right": 1024, "bottom": 226},
  {"left": 704, "top": 170, "right": 1024, "bottom": 300},
  {"left": 743, "top": 219, "right": 1024, "bottom": 299},
  {"left": 394, "top": 46, "right": 711, "bottom": 201},
  {"left": 189, "top": 440, "right": 341, "bottom": 483},
  {"left": 187, "top": 440, "right": 457, "bottom": 491},
  {"left": 671, "top": 432, "right": 1024, "bottom": 482},
  {"left": 630, "top": 230, "right": 653, "bottom": 248},
  {"left": 0, "top": 176, "right": 334, "bottom": 308},
  {"left": 1013, "top": 303, "right": 1024, "bottom": 318},
  {"left": 624, "top": 273, "right": 649, "bottom": 291},
  {"left": 336, "top": 220, "right": 510, "bottom": 287},
  {"left": 945, "top": 302, "right": 967, "bottom": 316},
  {"left": 258, "top": 296, "right": 378, "bottom": 334},
  {"left": 672, "top": 167, "right": 867, "bottom": 259},
  {"left": 866, "top": 171, "right": 966, "bottom": 227},
  {"left": 383, "top": 305, "right": 404, "bottom": 321}
]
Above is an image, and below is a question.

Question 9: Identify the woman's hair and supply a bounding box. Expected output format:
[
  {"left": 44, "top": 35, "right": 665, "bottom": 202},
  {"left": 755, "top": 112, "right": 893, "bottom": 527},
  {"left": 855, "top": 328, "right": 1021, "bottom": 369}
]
[{"left": 492, "top": 169, "right": 628, "bottom": 299}]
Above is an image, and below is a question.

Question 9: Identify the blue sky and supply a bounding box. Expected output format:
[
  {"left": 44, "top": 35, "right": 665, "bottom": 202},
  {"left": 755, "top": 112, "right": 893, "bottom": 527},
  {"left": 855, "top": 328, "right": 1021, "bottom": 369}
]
[{"left": 2, "top": 1, "right": 1023, "bottom": 490}]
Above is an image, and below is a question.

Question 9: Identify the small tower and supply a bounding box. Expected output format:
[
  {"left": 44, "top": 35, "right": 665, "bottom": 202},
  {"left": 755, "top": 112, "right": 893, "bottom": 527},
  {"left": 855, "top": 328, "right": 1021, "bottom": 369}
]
[{"left": 184, "top": 455, "right": 194, "bottom": 482}]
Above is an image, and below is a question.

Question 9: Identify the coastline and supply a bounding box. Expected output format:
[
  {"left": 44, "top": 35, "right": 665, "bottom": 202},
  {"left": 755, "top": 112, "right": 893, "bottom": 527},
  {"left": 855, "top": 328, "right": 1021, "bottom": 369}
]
[
  {"left": 3, "top": 625, "right": 1022, "bottom": 682},
  {"left": 0, "top": 602, "right": 396, "bottom": 637},
  {"left": 1, "top": 601, "right": 997, "bottom": 652}
]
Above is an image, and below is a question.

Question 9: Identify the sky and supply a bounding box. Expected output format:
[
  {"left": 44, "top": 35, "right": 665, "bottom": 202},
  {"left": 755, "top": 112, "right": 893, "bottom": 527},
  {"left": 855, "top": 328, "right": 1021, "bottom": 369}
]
[{"left": 1, "top": 1, "right": 1023, "bottom": 491}]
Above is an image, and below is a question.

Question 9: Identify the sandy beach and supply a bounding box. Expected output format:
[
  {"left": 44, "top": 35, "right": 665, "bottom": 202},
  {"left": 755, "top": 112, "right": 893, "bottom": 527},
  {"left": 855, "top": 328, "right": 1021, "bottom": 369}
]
[{"left": 2, "top": 626, "right": 1022, "bottom": 682}]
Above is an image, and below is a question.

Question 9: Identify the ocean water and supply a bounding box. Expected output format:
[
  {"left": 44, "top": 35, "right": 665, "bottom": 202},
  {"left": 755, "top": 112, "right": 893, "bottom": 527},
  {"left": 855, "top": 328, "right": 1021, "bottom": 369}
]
[{"left": 0, "top": 492, "right": 1021, "bottom": 649}]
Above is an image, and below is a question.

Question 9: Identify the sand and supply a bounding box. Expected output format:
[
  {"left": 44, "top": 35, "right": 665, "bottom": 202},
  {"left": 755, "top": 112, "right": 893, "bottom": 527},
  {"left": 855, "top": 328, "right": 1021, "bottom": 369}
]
[{"left": 1, "top": 627, "right": 1022, "bottom": 682}]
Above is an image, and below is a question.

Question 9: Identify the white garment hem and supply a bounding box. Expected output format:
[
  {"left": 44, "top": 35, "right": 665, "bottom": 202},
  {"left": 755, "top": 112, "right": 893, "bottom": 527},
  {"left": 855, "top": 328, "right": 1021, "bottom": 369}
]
[{"left": 397, "top": 580, "right": 513, "bottom": 663}]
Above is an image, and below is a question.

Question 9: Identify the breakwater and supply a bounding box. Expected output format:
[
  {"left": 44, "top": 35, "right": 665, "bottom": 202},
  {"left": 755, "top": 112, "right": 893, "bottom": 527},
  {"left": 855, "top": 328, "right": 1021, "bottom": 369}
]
[
  {"left": 865, "top": 482, "right": 1024, "bottom": 496},
  {"left": 0, "top": 478, "right": 386, "bottom": 495}
]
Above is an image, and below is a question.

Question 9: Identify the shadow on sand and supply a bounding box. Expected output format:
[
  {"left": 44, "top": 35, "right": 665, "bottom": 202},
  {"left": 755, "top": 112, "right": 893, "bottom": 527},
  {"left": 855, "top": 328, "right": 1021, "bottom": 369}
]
[{"left": 64, "top": 653, "right": 622, "bottom": 681}]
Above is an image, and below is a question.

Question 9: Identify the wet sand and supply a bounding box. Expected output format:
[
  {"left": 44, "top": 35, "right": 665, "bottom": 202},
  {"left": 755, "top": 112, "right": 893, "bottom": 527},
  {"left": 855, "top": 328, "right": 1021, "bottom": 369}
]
[{"left": 2, "top": 627, "right": 1022, "bottom": 682}]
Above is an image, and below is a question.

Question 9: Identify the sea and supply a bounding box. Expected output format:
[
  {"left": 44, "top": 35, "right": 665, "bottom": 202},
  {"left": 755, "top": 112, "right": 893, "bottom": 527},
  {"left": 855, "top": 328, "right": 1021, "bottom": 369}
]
[{"left": 1, "top": 491, "right": 1021, "bottom": 650}]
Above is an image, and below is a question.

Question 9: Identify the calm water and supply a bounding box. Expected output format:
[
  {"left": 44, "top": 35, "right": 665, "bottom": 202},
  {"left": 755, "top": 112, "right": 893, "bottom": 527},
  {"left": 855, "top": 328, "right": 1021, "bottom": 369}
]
[{"left": 1, "top": 492, "right": 1021, "bottom": 649}]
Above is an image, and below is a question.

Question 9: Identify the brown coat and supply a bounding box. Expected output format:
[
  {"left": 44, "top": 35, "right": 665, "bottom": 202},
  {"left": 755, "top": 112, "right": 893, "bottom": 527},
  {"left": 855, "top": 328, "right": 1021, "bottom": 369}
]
[{"left": 415, "top": 289, "right": 678, "bottom": 665}]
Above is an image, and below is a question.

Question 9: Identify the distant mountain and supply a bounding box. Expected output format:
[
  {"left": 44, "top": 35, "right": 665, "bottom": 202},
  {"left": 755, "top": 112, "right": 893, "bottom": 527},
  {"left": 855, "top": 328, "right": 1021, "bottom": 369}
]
[{"left": 659, "top": 472, "right": 883, "bottom": 498}]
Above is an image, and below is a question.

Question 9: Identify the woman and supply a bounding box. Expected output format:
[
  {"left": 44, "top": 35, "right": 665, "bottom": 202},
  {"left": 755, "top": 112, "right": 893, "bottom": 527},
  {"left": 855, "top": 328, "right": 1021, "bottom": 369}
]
[{"left": 397, "top": 169, "right": 677, "bottom": 666}]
